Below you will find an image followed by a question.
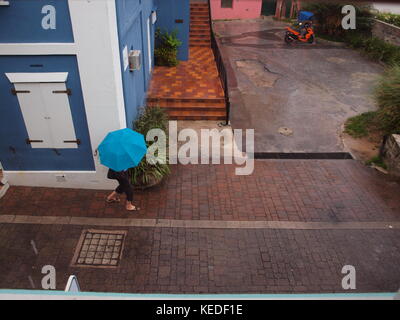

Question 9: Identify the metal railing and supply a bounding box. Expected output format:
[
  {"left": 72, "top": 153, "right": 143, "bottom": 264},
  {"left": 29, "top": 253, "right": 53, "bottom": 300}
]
[{"left": 207, "top": 0, "right": 230, "bottom": 126}]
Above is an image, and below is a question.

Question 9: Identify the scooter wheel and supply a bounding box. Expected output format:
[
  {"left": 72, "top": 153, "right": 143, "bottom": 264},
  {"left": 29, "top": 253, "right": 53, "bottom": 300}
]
[
  {"left": 284, "top": 35, "right": 293, "bottom": 44},
  {"left": 308, "top": 35, "right": 315, "bottom": 44}
]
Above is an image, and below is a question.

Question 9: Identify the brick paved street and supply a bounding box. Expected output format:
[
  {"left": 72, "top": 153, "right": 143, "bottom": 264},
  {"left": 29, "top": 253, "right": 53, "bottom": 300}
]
[
  {"left": 0, "top": 161, "right": 399, "bottom": 294},
  {"left": 0, "top": 223, "right": 399, "bottom": 293},
  {"left": 1, "top": 161, "right": 399, "bottom": 222}
]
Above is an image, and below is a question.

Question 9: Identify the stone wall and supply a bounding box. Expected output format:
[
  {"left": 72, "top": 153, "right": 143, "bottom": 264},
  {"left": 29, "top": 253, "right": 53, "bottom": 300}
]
[
  {"left": 372, "top": 19, "right": 400, "bottom": 47},
  {"left": 382, "top": 134, "right": 400, "bottom": 177}
]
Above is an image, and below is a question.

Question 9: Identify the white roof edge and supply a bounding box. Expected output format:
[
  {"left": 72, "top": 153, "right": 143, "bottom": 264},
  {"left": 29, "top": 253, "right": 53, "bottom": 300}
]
[{"left": 5, "top": 72, "right": 69, "bottom": 83}]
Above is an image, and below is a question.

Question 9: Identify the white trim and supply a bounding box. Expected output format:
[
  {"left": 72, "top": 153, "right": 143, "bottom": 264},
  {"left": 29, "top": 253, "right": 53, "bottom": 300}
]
[
  {"left": 3, "top": 169, "right": 116, "bottom": 190},
  {"left": 0, "top": 43, "right": 77, "bottom": 55},
  {"left": 106, "top": 0, "right": 127, "bottom": 129},
  {"left": 65, "top": 0, "right": 127, "bottom": 189},
  {"left": 5, "top": 72, "right": 68, "bottom": 83},
  {"left": 147, "top": 17, "right": 152, "bottom": 73},
  {"left": 0, "top": 1, "right": 10, "bottom": 6}
]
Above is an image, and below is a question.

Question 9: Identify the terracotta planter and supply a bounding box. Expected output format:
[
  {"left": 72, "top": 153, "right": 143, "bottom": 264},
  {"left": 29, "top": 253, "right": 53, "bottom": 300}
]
[{"left": 132, "top": 175, "right": 165, "bottom": 190}]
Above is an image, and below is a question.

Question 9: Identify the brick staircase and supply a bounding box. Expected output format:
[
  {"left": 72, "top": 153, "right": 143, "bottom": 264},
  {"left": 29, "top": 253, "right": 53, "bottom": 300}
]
[
  {"left": 147, "top": 97, "right": 225, "bottom": 120},
  {"left": 147, "top": 2, "right": 225, "bottom": 121},
  {"left": 190, "top": 2, "right": 211, "bottom": 47}
]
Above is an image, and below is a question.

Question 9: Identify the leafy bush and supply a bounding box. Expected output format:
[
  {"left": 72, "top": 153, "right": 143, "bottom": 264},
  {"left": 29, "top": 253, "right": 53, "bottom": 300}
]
[
  {"left": 346, "top": 65, "right": 400, "bottom": 138},
  {"left": 374, "top": 65, "right": 400, "bottom": 135},
  {"left": 376, "top": 12, "right": 400, "bottom": 28},
  {"left": 345, "top": 111, "right": 378, "bottom": 138},
  {"left": 302, "top": 2, "right": 373, "bottom": 37},
  {"left": 345, "top": 33, "right": 400, "bottom": 65},
  {"left": 154, "top": 29, "right": 182, "bottom": 67},
  {"left": 129, "top": 107, "right": 170, "bottom": 187}
]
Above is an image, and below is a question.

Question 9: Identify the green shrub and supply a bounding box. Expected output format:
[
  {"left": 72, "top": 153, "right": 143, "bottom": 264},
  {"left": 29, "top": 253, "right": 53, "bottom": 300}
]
[
  {"left": 345, "top": 33, "right": 400, "bottom": 65},
  {"left": 374, "top": 65, "right": 400, "bottom": 135},
  {"left": 154, "top": 29, "right": 182, "bottom": 67},
  {"left": 302, "top": 2, "right": 373, "bottom": 37},
  {"left": 376, "top": 12, "right": 400, "bottom": 28},
  {"left": 129, "top": 107, "right": 170, "bottom": 187},
  {"left": 345, "top": 65, "right": 400, "bottom": 139},
  {"left": 345, "top": 111, "right": 378, "bottom": 138}
]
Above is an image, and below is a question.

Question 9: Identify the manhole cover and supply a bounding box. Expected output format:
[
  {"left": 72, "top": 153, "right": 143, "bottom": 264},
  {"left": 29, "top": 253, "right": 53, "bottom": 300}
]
[{"left": 71, "top": 229, "right": 127, "bottom": 268}]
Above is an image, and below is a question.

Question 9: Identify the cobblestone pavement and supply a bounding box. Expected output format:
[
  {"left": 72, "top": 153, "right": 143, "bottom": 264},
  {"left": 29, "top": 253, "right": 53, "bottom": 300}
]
[
  {"left": 1, "top": 161, "right": 399, "bottom": 294},
  {"left": 1, "top": 161, "right": 399, "bottom": 222},
  {"left": 0, "top": 223, "right": 399, "bottom": 294}
]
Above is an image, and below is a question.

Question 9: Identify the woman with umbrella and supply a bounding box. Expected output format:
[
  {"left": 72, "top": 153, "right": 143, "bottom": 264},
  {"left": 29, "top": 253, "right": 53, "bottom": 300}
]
[
  {"left": 98, "top": 128, "right": 147, "bottom": 212},
  {"left": 106, "top": 169, "right": 137, "bottom": 211}
]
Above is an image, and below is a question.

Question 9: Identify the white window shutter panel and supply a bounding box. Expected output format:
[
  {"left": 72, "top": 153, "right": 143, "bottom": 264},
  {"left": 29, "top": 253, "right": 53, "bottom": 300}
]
[
  {"left": 9, "top": 73, "right": 78, "bottom": 149},
  {"left": 40, "top": 83, "right": 78, "bottom": 149},
  {"left": 14, "top": 83, "right": 54, "bottom": 149}
]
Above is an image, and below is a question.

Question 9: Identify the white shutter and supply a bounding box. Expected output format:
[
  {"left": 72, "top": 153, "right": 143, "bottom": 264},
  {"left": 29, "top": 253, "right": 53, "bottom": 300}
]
[
  {"left": 40, "top": 82, "right": 78, "bottom": 149},
  {"left": 8, "top": 73, "right": 78, "bottom": 149},
  {"left": 13, "top": 83, "right": 54, "bottom": 149}
]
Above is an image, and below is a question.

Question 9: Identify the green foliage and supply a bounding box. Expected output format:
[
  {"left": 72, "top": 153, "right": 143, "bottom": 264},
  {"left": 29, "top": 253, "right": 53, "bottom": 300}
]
[
  {"left": 366, "top": 155, "right": 387, "bottom": 170},
  {"left": 374, "top": 65, "right": 400, "bottom": 135},
  {"left": 154, "top": 28, "right": 182, "bottom": 67},
  {"left": 302, "top": 2, "right": 373, "bottom": 37},
  {"left": 345, "top": 111, "right": 378, "bottom": 138},
  {"left": 345, "top": 65, "right": 400, "bottom": 139},
  {"left": 345, "top": 33, "right": 400, "bottom": 65},
  {"left": 129, "top": 107, "right": 170, "bottom": 186},
  {"left": 134, "top": 105, "right": 169, "bottom": 134},
  {"left": 376, "top": 12, "right": 400, "bottom": 28}
]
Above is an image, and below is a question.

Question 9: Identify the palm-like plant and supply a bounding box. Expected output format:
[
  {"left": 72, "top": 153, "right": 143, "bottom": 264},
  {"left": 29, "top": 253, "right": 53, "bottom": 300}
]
[{"left": 129, "top": 107, "right": 170, "bottom": 187}]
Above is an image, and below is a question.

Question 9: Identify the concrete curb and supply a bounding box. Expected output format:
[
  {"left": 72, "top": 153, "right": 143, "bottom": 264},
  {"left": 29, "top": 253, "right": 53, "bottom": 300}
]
[{"left": 1, "top": 214, "right": 400, "bottom": 230}]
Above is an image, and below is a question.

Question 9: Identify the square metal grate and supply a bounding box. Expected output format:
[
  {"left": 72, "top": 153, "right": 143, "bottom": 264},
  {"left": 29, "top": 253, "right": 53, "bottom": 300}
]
[{"left": 71, "top": 229, "right": 127, "bottom": 268}]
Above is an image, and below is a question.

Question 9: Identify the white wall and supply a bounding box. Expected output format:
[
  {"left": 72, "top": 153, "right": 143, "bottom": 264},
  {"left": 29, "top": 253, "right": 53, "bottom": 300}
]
[
  {"left": 374, "top": 3, "right": 400, "bottom": 14},
  {"left": 3, "top": 0, "right": 126, "bottom": 190}
]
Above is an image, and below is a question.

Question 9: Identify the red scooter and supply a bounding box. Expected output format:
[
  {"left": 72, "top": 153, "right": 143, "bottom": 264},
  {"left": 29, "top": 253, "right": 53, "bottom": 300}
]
[{"left": 285, "top": 21, "right": 315, "bottom": 44}]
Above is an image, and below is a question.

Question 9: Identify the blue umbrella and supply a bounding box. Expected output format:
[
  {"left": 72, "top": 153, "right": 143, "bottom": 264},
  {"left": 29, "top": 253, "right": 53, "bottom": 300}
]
[{"left": 98, "top": 128, "right": 147, "bottom": 172}]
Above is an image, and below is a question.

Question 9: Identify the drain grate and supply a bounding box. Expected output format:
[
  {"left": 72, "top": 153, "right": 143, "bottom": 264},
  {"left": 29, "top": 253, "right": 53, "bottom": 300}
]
[{"left": 71, "top": 229, "right": 127, "bottom": 268}]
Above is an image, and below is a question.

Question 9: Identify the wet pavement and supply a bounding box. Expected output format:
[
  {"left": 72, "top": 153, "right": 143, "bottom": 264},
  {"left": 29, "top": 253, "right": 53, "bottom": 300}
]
[
  {"left": 1, "top": 161, "right": 399, "bottom": 293},
  {"left": 1, "top": 223, "right": 399, "bottom": 293},
  {"left": 214, "top": 18, "right": 383, "bottom": 152},
  {"left": 1, "top": 161, "right": 400, "bottom": 222}
]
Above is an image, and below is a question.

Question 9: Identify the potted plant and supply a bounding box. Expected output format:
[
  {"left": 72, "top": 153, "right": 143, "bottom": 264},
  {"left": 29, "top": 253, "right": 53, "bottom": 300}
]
[
  {"left": 154, "top": 28, "right": 182, "bottom": 67},
  {"left": 129, "top": 106, "right": 170, "bottom": 189}
]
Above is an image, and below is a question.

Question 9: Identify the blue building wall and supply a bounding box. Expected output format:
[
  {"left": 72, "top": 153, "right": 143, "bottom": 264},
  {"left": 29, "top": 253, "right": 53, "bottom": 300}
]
[
  {"left": 115, "top": 0, "right": 156, "bottom": 128},
  {"left": 0, "top": 0, "right": 74, "bottom": 43},
  {"left": 0, "top": 56, "right": 94, "bottom": 171},
  {"left": 155, "top": 0, "right": 190, "bottom": 61}
]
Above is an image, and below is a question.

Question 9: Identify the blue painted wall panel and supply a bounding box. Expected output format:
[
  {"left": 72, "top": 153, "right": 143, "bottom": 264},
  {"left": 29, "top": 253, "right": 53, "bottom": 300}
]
[
  {"left": 116, "top": 0, "right": 155, "bottom": 128},
  {"left": 0, "top": 0, "right": 74, "bottom": 43},
  {"left": 155, "top": 0, "right": 190, "bottom": 61},
  {"left": 0, "top": 56, "right": 94, "bottom": 171}
]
